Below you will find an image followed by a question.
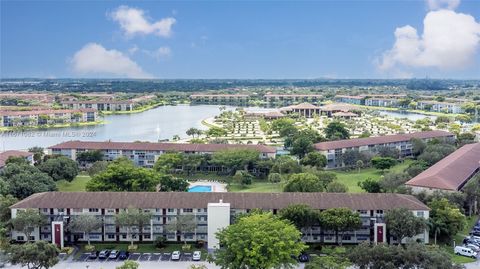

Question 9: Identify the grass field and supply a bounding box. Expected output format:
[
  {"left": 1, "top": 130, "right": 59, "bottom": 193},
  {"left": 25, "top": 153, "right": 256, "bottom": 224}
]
[
  {"left": 56, "top": 174, "right": 91, "bottom": 192},
  {"left": 331, "top": 160, "right": 412, "bottom": 193}
]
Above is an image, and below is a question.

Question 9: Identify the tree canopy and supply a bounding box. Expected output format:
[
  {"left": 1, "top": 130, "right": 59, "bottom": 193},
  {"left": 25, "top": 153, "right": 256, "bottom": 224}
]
[
  {"left": 284, "top": 173, "right": 324, "bottom": 192},
  {"left": 213, "top": 212, "right": 306, "bottom": 269},
  {"left": 324, "top": 121, "right": 350, "bottom": 140},
  {"left": 319, "top": 208, "right": 361, "bottom": 245},
  {"left": 38, "top": 156, "right": 79, "bottom": 182},
  {"left": 8, "top": 241, "right": 59, "bottom": 269},
  {"left": 384, "top": 208, "right": 426, "bottom": 243},
  {"left": 210, "top": 149, "right": 260, "bottom": 175}
]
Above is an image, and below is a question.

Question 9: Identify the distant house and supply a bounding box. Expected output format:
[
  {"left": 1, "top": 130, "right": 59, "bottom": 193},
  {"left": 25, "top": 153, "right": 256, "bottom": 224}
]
[
  {"left": 0, "top": 150, "right": 34, "bottom": 169},
  {"left": 61, "top": 100, "right": 135, "bottom": 112},
  {"left": 335, "top": 95, "right": 365, "bottom": 105},
  {"left": 0, "top": 109, "right": 98, "bottom": 127},
  {"left": 264, "top": 94, "right": 323, "bottom": 106},
  {"left": 405, "top": 143, "right": 480, "bottom": 193},
  {"left": 48, "top": 141, "right": 276, "bottom": 169},
  {"left": 416, "top": 101, "right": 464, "bottom": 114},
  {"left": 190, "top": 94, "right": 250, "bottom": 106},
  {"left": 314, "top": 131, "right": 455, "bottom": 169}
]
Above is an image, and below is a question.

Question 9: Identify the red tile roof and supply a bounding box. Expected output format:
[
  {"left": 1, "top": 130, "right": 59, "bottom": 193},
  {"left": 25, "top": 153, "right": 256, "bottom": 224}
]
[
  {"left": 0, "top": 150, "right": 33, "bottom": 168},
  {"left": 61, "top": 100, "right": 133, "bottom": 104},
  {"left": 190, "top": 94, "right": 249, "bottom": 97},
  {"left": 405, "top": 143, "right": 480, "bottom": 191},
  {"left": 11, "top": 192, "right": 429, "bottom": 211},
  {"left": 265, "top": 94, "right": 323, "bottom": 97},
  {"left": 314, "top": 131, "right": 454, "bottom": 151},
  {"left": 48, "top": 141, "right": 276, "bottom": 154}
]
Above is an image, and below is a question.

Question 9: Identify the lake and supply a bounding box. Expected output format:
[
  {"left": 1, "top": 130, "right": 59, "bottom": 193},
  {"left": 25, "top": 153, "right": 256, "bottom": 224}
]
[
  {"left": 376, "top": 110, "right": 437, "bottom": 121},
  {"left": 1, "top": 105, "right": 233, "bottom": 151}
]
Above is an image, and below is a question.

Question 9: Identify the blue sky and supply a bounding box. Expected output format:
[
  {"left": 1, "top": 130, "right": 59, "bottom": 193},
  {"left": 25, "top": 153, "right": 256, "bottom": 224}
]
[{"left": 1, "top": 0, "right": 479, "bottom": 79}]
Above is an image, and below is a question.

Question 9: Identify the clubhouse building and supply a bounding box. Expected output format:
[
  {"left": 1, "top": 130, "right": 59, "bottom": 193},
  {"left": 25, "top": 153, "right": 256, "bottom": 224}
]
[
  {"left": 405, "top": 143, "right": 480, "bottom": 193},
  {"left": 10, "top": 192, "right": 430, "bottom": 249},
  {"left": 314, "top": 131, "right": 455, "bottom": 169},
  {"left": 48, "top": 141, "right": 276, "bottom": 168}
]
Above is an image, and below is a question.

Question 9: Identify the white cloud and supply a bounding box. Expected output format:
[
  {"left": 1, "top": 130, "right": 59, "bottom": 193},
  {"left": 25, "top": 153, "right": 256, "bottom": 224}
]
[
  {"left": 70, "top": 43, "right": 152, "bottom": 78},
  {"left": 128, "top": 45, "right": 139, "bottom": 55},
  {"left": 110, "top": 5, "right": 176, "bottom": 38},
  {"left": 427, "top": 0, "right": 460, "bottom": 10},
  {"left": 377, "top": 9, "right": 480, "bottom": 73},
  {"left": 144, "top": 46, "right": 172, "bottom": 60}
]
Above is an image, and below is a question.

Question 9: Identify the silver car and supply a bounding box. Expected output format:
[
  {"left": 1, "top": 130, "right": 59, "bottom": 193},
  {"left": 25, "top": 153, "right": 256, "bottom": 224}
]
[
  {"left": 192, "top": 251, "right": 201, "bottom": 261},
  {"left": 171, "top": 251, "right": 181, "bottom": 261}
]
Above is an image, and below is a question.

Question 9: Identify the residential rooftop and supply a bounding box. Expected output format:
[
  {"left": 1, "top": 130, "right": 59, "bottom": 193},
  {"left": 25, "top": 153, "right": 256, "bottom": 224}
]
[
  {"left": 405, "top": 143, "right": 480, "bottom": 191},
  {"left": 48, "top": 141, "right": 276, "bottom": 153},
  {"left": 0, "top": 150, "right": 33, "bottom": 168},
  {"left": 314, "top": 130, "right": 454, "bottom": 151},
  {"left": 11, "top": 192, "right": 430, "bottom": 211},
  {"left": 0, "top": 108, "right": 97, "bottom": 116}
]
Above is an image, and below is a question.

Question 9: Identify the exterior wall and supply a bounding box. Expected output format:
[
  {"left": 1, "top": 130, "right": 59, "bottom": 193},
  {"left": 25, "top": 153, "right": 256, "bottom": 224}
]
[
  {"left": 50, "top": 148, "right": 274, "bottom": 168},
  {"left": 63, "top": 103, "right": 133, "bottom": 111},
  {"left": 1, "top": 111, "right": 97, "bottom": 127},
  {"left": 190, "top": 95, "right": 249, "bottom": 106},
  {"left": 265, "top": 95, "right": 323, "bottom": 106},
  {"left": 416, "top": 102, "right": 463, "bottom": 114},
  {"left": 11, "top": 206, "right": 429, "bottom": 246},
  {"left": 365, "top": 98, "right": 399, "bottom": 107},
  {"left": 334, "top": 96, "right": 364, "bottom": 105}
]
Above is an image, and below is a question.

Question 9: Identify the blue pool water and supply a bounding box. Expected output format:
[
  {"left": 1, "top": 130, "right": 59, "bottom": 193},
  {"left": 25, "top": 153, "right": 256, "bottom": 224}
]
[{"left": 188, "top": 185, "right": 212, "bottom": 192}]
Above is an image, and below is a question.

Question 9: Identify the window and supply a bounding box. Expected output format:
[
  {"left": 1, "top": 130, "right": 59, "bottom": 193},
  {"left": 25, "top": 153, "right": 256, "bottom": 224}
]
[
  {"left": 122, "top": 235, "right": 127, "bottom": 239},
  {"left": 376, "top": 210, "right": 384, "bottom": 215},
  {"left": 72, "top": 208, "right": 83, "bottom": 213},
  {"left": 144, "top": 234, "right": 151, "bottom": 239},
  {"left": 89, "top": 208, "right": 99, "bottom": 213},
  {"left": 57, "top": 208, "right": 64, "bottom": 213},
  {"left": 17, "top": 236, "right": 24, "bottom": 241},
  {"left": 107, "top": 234, "right": 115, "bottom": 239},
  {"left": 42, "top": 208, "right": 48, "bottom": 213},
  {"left": 167, "top": 208, "right": 175, "bottom": 213},
  {"left": 358, "top": 210, "right": 368, "bottom": 215},
  {"left": 107, "top": 209, "right": 115, "bottom": 213},
  {"left": 183, "top": 208, "right": 193, "bottom": 213},
  {"left": 416, "top": 211, "right": 424, "bottom": 218}
]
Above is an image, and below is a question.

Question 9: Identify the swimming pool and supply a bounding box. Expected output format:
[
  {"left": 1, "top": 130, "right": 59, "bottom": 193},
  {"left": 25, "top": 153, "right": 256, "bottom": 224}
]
[{"left": 188, "top": 185, "right": 212, "bottom": 192}]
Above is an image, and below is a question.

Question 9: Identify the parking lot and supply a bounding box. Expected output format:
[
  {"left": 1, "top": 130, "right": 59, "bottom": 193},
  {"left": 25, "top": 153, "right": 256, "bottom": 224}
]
[{"left": 74, "top": 251, "right": 199, "bottom": 263}]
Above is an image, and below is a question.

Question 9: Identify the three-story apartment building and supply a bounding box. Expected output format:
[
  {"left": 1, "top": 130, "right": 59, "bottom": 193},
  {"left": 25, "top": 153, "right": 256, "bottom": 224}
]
[
  {"left": 10, "top": 192, "right": 430, "bottom": 250},
  {"left": 190, "top": 94, "right": 250, "bottom": 106},
  {"left": 1, "top": 109, "right": 98, "bottom": 127}
]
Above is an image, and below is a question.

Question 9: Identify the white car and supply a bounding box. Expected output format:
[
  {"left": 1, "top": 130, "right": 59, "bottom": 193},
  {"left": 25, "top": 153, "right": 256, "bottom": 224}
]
[
  {"left": 192, "top": 251, "right": 201, "bottom": 261},
  {"left": 171, "top": 251, "right": 181, "bottom": 261},
  {"left": 108, "top": 250, "right": 119, "bottom": 259},
  {"left": 455, "top": 246, "right": 477, "bottom": 258}
]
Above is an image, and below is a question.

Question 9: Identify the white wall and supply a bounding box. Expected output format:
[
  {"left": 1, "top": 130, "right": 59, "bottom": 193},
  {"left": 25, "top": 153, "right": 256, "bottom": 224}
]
[{"left": 207, "top": 202, "right": 230, "bottom": 251}]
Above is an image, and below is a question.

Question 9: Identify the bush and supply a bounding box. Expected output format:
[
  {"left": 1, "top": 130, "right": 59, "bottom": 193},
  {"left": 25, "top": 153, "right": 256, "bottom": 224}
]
[
  {"left": 84, "top": 245, "right": 95, "bottom": 251},
  {"left": 60, "top": 247, "right": 74, "bottom": 254},
  {"left": 182, "top": 244, "right": 192, "bottom": 251},
  {"left": 268, "top": 173, "right": 282, "bottom": 183},
  {"left": 153, "top": 236, "right": 167, "bottom": 249},
  {"left": 128, "top": 245, "right": 138, "bottom": 251}
]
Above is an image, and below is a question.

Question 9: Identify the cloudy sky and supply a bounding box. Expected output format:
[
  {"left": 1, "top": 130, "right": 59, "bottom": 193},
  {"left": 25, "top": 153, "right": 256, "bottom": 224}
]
[{"left": 1, "top": 0, "right": 479, "bottom": 79}]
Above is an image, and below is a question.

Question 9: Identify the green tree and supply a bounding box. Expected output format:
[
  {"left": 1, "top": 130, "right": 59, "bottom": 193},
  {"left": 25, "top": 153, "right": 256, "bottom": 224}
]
[
  {"left": 38, "top": 156, "right": 79, "bottom": 182},
  {"left": 339, "top": 149, "right": 361, "bottom": 167},
  {"left": 384, "top": 208, "right": 426, "bottom": 243},
  {"left": 233, "top": 170, "right": 253, "bottom": 186},
  {"left": 271, "top": 156, "right": 302, "bottom": 175},
  {"left": 418, "top": 143, "right": 456, "bottom": 166},
  {"left": 300, "top": 151, "right": 327, "bottom": 169},
  {"left": 186, "top": 127, "right": 202, "bottom": 138},
  {"left": 210, "top": 149, "right": 260, "bottom": 175},
  {"left": 358, "top": 178, "right": 382, "bottom": 193},
  {"left": 428, "top": 198, "right": 466, "bottom": 241},
  {"left": 213, "top": 212, "right": 306, "bottom": 269},
  {"left": 76, "top": 150, "right": 104, "bottom": 164},
  {"left": 463, "top": 175, "right": 480, "bottom": 216},
  {"left": 319, "top": 208, "right": 362, "bottom": 245},
  {"left": 272, "top": 118, "right": 297, "bottom": 137},
  {"left": 355, "top": 160, "right": 364, "bottom": 173},
  {"left": 28, "top": 146, "right": 45, "bottom": 166},
  {"left": 324, "top": 121, "right": 350, "bottom": 140},
  {"left": 116, "top": 208, "right": 152, "bottom": 246},
  {"left": 326, "top": 181, "right": 348, "bottom": 193},
  {"left": 8, "top": 241, "right": 59, "bottom": 269},
  {"left": 116, "top": 260, "right": 139, "bottom": 269},
  {"left": 86, "top": 158, "right": 160, "bottom": 192},
  {"left": 158, "top": 174, "right": 189, "bottom": 192},
  {"left": 166, "top": 215, "right": 196, "bottom": 245},
  {"left": 206, "top": 126, "right": 227, "bottom": 137},
  {"left": 279, "top": 204, "right": 318, "bottom": 239},
  {"left": 5, "top": 156, "right": 29, "bottom": 166},
  {"left": 67, "top": 215, "right": 103, "bottom": 246},
  {"left": 1, "top": 163, "right": 57, "bottom": 199},
  {"left": 11, "top": 209, "right": 47, "bottom": 242},
  {"left": 305, "top": 256, "right": 349, "bottom": 269},
  {"left": 410, "top": 138, "right": 426, "bottom": 157},
  {"left": 153, "top": 152, "right": 184, "bottom": 173},
  {"left": 371, "top": 157, "right": 396, "bottom": 171},
  {"left": 87, "top": 161, "right": 109, "bottom": 177},
  {"left": 284, "top": 173, "right": 324, "bottom": 192},
  {"left": 290, "top": 136, "right": 314, "bottom": 159},
  {"left": 405, "top": 160, "right": 429, "bottom": 177},
  {"left": 379, "top": 172, "right": 410, "bottom": 193}
]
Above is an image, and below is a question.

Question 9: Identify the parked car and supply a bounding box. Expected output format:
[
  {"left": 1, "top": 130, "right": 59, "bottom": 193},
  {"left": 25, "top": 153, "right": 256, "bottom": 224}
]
[
  {"left": 118, "top": 251, "right": 129, "bottom": 260},
  {"left": 471, "top": 231, "right": 480, "bottom": 237},
  {"left": 466, "top": 244, "right": 480, "bottom": 252},
  {"left": 171, "top": 251, "right": 181, "bottom": 261},
  {"left": 88, "top": 251, "right": 99, "bottom": 259},
  {"left": 98, "top": 250, "right": 110, "bottom": 259},
  {"left": 108, "top": 250, "right": 119, "bottom": 259},
  {"left": 298, "top": 253, "right": 310, "bottom": 263},
  {"left": 455, "top": 246, "right": 477, "bottom": 258},
  {"left": 192, "top": 251, "right": 201, "bottom": 261}
]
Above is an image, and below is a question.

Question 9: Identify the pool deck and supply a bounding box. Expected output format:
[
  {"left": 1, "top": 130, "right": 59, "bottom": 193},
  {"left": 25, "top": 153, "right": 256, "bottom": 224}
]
[{"left": 188, "top": 181, "right": 227, "bottom": 192}]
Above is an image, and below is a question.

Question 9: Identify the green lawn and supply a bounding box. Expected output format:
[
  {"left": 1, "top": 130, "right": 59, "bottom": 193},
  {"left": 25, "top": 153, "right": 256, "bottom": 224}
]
[
  {"left": 331, "top": 160, "right": 412, "bottom": 193},
  {"left": 228, "top": 180, "right": 283, "bottom": 192},
  {"left": 56, "top": 174, "right": 91, "bottom": 192}
]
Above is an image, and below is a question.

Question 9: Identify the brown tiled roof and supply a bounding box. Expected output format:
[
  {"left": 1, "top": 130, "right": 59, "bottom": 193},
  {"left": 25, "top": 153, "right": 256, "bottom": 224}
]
[
  {"left": 48, "top": 141, "right": 276, "bottom": 154},
  {"left": 314, "top": 131, "right": 454, "bottom": 151},
  {"left": 405, "top": 143, "right": 480, "bottom": 191},
  {"left": 11, "top": 192, "right": 429, "bottom": 211},
  {"left": 0, "top": 150, "right": 33, "bottom": 168},
  {"left": 335, "top": 95, "right": 364, "bottom": 100},
  {"left": 265, "top": 94, "right": 323, "bottom": 97},
  {"left": 0, "top": 109, "right": 97, "bottom": 117},
  {"left": 61, "top": 100, "right": 133, "bottom": 105}
]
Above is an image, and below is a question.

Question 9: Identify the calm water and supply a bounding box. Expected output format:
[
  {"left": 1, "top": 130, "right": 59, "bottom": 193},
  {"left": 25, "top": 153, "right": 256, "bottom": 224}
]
[
  {"left": 188, "top": 185, "right": 212, "bottom": 192},
  {"left": 1, "top": 105, "right": 233, "bottom": 151}
]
